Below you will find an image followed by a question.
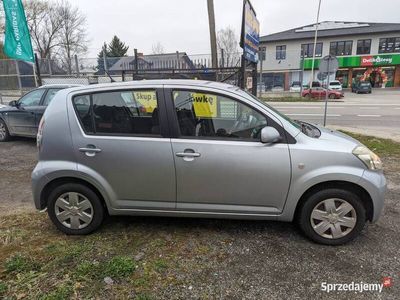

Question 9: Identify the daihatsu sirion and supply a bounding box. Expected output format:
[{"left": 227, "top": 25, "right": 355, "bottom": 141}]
[{"left": 31, "top": 80, "right": 386, "bottom": 245}]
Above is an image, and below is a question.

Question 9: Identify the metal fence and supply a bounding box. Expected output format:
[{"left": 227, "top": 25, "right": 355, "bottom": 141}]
[
  {"left": 0, "top": 52, "right": 245, "bottom": 95},
  {"left": 1, "top": 49, "right": 322, "bottom": 99}
]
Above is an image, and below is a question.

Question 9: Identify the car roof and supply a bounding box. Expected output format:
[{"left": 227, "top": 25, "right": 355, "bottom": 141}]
[
  {"left": 37, "top": 84, "right": 84, "bottom": 89},
  {"left": 65, "top": 80, "right": 241, "bottom": 93}
]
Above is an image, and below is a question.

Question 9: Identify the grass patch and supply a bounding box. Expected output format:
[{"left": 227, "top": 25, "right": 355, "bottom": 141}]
[
  {"left": 341, "top": 131, "right": 400, "bottom": 157},
  {"left": 0, "top": 282, "right": 7, "bottom": 295},
  {"left": 5, "top": 254, "right": 40, "bottom": 273},
  {"left": 38, "top": 283, "right": 73, "bottom": 300},
  {"left": 0, "top": 213, "right": 189, "bottom": 298}
]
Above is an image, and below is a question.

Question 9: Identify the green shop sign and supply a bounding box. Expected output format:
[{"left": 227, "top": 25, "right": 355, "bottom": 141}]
[{"left": 303, "top": 54, "right": 400, "bottom": 70}]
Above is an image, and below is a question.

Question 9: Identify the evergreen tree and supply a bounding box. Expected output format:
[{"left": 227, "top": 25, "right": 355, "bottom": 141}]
[
  {"left": 96, "top": 36, "right": 129, "bottom": 74},
  {"left": 108, "top": 35, "right": 129, "bottom": 57}
]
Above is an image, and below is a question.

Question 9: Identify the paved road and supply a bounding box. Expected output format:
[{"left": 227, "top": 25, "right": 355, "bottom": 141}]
[{"left": 269, "top": 89, "right": 400, "bottom": 140}]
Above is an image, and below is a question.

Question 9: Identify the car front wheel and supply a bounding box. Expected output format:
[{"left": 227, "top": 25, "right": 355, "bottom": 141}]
[
  {"left": 47, "top": 183, "right": 104, "bottom": 235},
  {"left": 0, "top": 119, "right": 11, "bottom": 142},
  {"left": 297, "top": 188, "right": 366, "bottom": 245}
]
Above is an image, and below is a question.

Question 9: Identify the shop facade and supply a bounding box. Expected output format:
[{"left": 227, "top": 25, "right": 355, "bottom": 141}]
[
  {"left": 303, "top": 54, "right": 400, "bottom": 88},
  {"left": 259, "top": 21, "right": 400, "bottom": 90}
]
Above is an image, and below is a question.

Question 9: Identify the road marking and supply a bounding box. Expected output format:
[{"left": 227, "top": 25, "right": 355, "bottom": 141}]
[
  {"left": 275, "top": 106, "right": 320, "bottom": 109},
  {"left": 360, "top": 107, "right": 379, "bottom": 109},
  {"left": 286, "top": 113, "right": 341, "bottom": 117},
  {"left": 357, "top": 114, "right": 381, "bottom": 117}
]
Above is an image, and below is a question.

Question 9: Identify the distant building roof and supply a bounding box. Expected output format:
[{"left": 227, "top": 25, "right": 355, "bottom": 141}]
[
  {"left": 109, "top": 52, "right": 195, "bottom": 71},
  {"left": 260, "top": 21, "right": 400, "bottom": 43}
]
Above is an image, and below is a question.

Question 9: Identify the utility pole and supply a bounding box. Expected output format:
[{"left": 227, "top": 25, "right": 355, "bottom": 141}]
[
  {"left": 207, "top": 0, "right": 218, "bottom": 69},
  {"left": 310, "top": 0, "right": 322, "bottom": 86}
]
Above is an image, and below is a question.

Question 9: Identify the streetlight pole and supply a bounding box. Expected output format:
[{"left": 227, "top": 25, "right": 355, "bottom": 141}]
[{"left": 310, "top": 0, "right": 322, "bottom": 86}]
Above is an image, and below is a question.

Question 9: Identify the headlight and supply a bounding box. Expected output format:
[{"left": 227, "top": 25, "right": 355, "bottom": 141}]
[{"left": 352, "top": 146, "right": 382, "bottom": 170}]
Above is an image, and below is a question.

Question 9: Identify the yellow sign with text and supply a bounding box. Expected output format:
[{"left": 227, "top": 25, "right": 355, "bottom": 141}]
[
  {"left": 191, "top": 93, "right": 217, "bottom": 117},
  {"left": 134, "top": 91, "right": 157, "bottom": 113}
]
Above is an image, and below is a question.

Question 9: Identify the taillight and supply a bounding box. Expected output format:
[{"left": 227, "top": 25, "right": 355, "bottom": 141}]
[{"left": 37, "top": 117, "right": 45, "bottom": 149}]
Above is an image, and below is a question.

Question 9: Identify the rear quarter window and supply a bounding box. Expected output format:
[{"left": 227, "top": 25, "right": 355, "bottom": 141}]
[{"left": 73, "top": 95, "right": 93, "bottom": 133}]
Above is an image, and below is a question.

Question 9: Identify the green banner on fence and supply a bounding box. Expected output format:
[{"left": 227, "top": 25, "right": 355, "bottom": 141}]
[{"left": 2, "top": 0, "right": 34, "bottom": 62}]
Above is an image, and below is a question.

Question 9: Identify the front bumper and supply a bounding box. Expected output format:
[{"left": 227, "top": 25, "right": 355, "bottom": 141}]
[{"left": 360, "top": 170, "right": 387, "bottom": 222}]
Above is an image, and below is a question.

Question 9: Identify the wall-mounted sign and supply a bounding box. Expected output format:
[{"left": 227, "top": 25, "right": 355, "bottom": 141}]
[
  {"left": 361, "top": 55, "right": 394, "bottom": 67},
  {"left": 303, "top": 54, "right": 400, "bottom": 70},
  {"left": 240, "top": 0, "right": 260, "bottom": 63}
]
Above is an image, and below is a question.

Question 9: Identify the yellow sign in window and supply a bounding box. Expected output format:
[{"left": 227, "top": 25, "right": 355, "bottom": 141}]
[
  {"left": 134, "top": 91, "right": 158, "bottom": 113},
  {"left": 191, "top": 93, "right": 217, "bottom": 117}
]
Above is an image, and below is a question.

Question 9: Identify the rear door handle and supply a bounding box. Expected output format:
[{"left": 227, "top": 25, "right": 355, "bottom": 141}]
[{"left": 79, "top": 146, "right": 102, "bottom": 157}]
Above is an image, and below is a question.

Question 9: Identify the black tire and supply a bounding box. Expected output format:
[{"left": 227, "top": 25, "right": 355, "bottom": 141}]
[
  {"left": 0, "top": 119, "right": 11, "bottom": 142},
  {"left": 47, "top": 183, "right": 104, "bottom": 235},
  {"left": 297, "top": 188, "right": 366, "bottom": 245},
  {"left": 328, "top": 94, "right": 336, "bottom": 99}
]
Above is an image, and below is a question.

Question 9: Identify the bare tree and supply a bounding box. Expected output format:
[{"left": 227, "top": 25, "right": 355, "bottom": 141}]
[
  {"left": 151, "top": 42, "right": 165, "bottom": 55},
  {"left": 217, "top": 27, "right": 240, "bottom": 67},
  {"left": 57, "top": 0, "right": 88, "bottom": 74},
  {"left": 24, "top": 0, "right": 63, "bottom": 59}
]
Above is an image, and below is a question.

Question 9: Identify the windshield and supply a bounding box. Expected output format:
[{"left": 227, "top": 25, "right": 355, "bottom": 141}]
[
  {"left": 243, "top": 90, "right": 301, "bottom": 130},
  {"left": 330, "top": 82, "right": 341, "bottom": 86},
  {"left": 361, "top": 82, "right": 370, "bottom": 87}
]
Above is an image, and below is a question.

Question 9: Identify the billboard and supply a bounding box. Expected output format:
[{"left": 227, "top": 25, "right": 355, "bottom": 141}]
[{"left": 240, "top": 0, "right": 260, "bottom": 63}]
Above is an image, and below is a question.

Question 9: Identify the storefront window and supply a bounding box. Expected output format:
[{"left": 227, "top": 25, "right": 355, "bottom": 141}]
[
  {"left": 263, "top": 73, "right": 285, "bottom": 91},
  {"left": 336, "top": 70, "right": 349, "bottom": 88}
]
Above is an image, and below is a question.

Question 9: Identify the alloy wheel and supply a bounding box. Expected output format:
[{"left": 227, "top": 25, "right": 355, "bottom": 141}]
[
  {"left": 310, "top": 198, "right": 357, "bottom": 239},
  {"left": 55, "top": 192, "right": 94, "bottom": 230}
]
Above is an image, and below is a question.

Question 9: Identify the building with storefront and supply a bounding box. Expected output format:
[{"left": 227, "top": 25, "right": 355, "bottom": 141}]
[{"left": 259, "top": 21, "right": 400, "bottom": 90}]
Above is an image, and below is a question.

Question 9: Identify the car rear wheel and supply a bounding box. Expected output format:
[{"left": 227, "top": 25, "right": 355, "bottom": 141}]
[
  {"left": 0, "top": 119, "right": 11, "bottom": 142},
  {"left": 328, "top": 94, "right": 336, "bottom": 99},
  {"left": 297, "top": 188, "right": 366, "bottom": 245},
  {"left": 47, "top": 183, "right": 104, "bottom": 235}
]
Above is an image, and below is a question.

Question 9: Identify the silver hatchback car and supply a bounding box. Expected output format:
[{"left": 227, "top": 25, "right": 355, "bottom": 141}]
[{"left": 32, "top": 80, "right": 386, "bottom": 245}]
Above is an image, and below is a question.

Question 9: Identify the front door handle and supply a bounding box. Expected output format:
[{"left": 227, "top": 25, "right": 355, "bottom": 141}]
[
  {"left": 79, "top": 145, "right": 102, "bottom": 157},
  {"left": 176, "top": 152, "right": 201, "bottom": 158}
]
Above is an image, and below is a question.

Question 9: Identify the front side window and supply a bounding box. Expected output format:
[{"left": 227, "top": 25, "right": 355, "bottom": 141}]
[
  {"left": 330, "top": 41, "right": 353, "bottom": 56},
  {"left": 357, "top": 39, "right": 371, "bottom": 55},
  {"left": 173, "top": 90, "right": 267, "bottom": 141},
  {"left": 73, "top": 90, "right": 160, "bottom": 136},
  {"left": 43, "top": 88, "right": 63, "bottom": 106},
  {"left": 276, "top": 45, "right": 286, "bottom": 60},
  {"left": 19, "top": 89, "right": 45, "bottom": 107},
  {"left": 379, "top": 37, "right": 400, "bottom": 53}
]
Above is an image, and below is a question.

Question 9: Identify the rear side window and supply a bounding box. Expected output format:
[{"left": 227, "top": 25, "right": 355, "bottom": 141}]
[{"left": 72, "top": 90, "right": 161, "bottom": 136}]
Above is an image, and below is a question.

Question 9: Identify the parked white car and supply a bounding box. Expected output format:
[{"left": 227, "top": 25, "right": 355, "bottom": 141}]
[
  {"left": 290, "top": 81, "right": 302, "bottom": 92},
  {"left": 328, "top": 80, "right": 343, "bottom": 91}
]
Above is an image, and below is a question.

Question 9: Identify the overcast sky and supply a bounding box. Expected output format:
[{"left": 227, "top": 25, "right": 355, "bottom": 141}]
[{"left": 67, "top": 0, "right": 400, "bottom": 57}]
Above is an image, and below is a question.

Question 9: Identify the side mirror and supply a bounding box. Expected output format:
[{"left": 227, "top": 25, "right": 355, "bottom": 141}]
[
  {"left": 8, "top": 100, "right": 17, "bottom": 107},
  {"left": 261, "top": 126, "right": 281, "bottom": 144}
]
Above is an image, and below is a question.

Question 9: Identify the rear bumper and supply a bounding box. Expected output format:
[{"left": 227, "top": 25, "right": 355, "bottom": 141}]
[
  {"left": 31, "top": 162, "right": 49, "bottom": 210},
  {"left": 360, "top": 170, "right": 387, "bottom": 222}
]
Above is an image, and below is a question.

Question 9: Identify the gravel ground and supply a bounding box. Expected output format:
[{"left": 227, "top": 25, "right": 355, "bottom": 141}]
[{"left": 0, "top": 139, "right": 399, "bottom": 299}]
